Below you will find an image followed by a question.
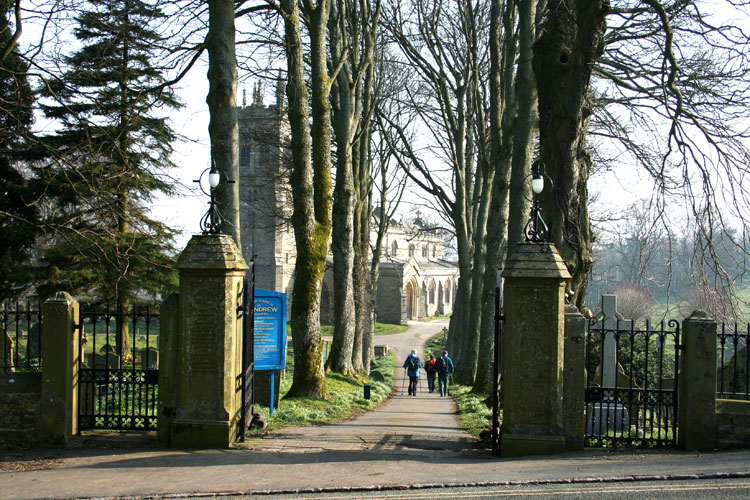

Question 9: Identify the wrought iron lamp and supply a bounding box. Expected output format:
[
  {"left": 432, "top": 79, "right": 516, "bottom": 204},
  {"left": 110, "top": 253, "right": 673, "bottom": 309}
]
[
  {"left": 523, "top": 162, "right": 549, "bottom": 242},
  {"left": 194, "top": 163, "right": 233, "bottom": 234}
]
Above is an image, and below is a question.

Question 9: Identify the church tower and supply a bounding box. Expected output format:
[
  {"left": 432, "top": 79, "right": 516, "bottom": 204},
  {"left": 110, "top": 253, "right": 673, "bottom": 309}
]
[{"left": 237, "top": 78, "right": 295, "bottom": 297}]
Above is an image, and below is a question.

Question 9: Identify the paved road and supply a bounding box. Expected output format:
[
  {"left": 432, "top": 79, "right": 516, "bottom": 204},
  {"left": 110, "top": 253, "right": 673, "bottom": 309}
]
[{"left": 195, "top": 477, "right": 750, "bottom": 499}]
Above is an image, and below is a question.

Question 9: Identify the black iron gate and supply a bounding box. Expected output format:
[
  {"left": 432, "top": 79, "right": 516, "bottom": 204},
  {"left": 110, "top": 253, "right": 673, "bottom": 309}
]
[
  {"left": 77, "top": 303, "right": 160, "bottom": 431},
  {"left": 239, "top": 262, "right": 255, "bottom": 440},
  {"left": 585, "top": 317, "right": 680, "bottom": 448},
  {"left": 491, "top": 287, "right": 503, "bottom": 455}
]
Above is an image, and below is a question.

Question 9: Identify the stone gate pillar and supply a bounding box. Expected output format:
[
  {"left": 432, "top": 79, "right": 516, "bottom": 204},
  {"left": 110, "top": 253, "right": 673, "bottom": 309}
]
[
  {"left": 678, "top": 310, "right": 717, "bottom": 451},
  {"left": 171, "top": 234, "right": 248, "bottom": 448},
  {"left": 40, "top": 292, "right": 80, "bottom": 446},
  {"left": 500, "top": 242, "right": 571, "bottom": 457}
]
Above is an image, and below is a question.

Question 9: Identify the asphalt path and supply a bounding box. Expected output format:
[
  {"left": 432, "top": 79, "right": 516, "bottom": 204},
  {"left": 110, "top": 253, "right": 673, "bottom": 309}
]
[{"left": 246, "top": 318, "right": 472, "bottom": 455}]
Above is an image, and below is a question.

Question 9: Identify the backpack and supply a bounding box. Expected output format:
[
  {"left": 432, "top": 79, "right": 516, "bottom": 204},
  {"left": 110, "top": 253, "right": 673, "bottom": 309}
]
[
  {"left": 435, "top": 357, "right": 446, "bottom": 374},
  {"left": 407, "top": 356, "right": 420, "bottom": 371}
]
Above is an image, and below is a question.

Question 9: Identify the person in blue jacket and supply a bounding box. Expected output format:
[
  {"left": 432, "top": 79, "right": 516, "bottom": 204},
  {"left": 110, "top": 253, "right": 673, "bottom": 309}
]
[{"left": 402, "top": 349, "right": 423, "bottom": 396}]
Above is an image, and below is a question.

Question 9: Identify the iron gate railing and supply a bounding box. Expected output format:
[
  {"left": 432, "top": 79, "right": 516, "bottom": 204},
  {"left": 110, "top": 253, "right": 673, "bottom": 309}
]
[
  {"left": 585, "top": 317, "right": 680, "bottom": 448},
  {"left": 77, "top": 302, "right": 160, "bottom": 432},
  {"left": 717, "top": 323, "right": 750, "bottom": 400},
  {"left": 239, "top": 262, "right": 255, "bottom": 440},
  {"left": 1, "top": 299, "right": 43, "bottom": 372}
]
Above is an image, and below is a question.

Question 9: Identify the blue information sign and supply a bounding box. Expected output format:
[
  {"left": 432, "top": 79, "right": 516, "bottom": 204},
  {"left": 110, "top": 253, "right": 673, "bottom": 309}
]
[{"left": 254, "top": 288, "right": 287, "bottom": 371}]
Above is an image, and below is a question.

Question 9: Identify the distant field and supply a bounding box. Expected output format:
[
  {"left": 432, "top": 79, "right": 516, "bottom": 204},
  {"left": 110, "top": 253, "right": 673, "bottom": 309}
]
[{"left": 593, "top": 285, "right": 750, "bottom": 325}]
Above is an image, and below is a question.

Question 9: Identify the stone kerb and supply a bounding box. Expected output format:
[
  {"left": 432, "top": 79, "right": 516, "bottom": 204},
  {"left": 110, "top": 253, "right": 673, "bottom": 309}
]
[
  {"left": 678, "top": 309, "right": 717, "bottom": 451},
  {"left": 500, "top": 242, "right": 571, "bottom": 457},
  {"left": 171, "top": 234, "right": 248, "bottom": 448}
]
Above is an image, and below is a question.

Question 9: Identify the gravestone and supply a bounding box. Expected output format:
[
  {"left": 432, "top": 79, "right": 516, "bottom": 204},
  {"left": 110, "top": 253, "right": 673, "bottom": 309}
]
[
  {"left": 141, "top": 346, "right": 159, "bottom": 370},
  {"left": 26, "top": 323, "right": 41, "bottom": 361},
  {"left": 370, "top": 370, "right": 386, "bottom": 383},
  {"left": 93, "top": 352, "right": 120, "bottom": 370},
  {"left": 374, "top": 345, "right": 390, "bottom": 357},
  {"left": 592, "top": 295, "right": 633, "bottom": 388},
  {"left": 99, "top": 344, "right": 118, "bottom": 356},
  {"left": 586, "top": 400, "right": 630, "bottom": 434},
  {"left": 1, "top": 330, "right": 13, "bottom": 370}
]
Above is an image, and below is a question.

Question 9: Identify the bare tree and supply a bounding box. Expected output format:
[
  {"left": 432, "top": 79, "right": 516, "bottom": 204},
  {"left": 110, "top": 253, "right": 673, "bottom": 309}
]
[
  {"left": 588, "top": 0, "right": 750, "bottom": 312},
  {"left": 380, "top": 0, "right": 494, "bottom": 384},
  {"left": 326, "top": 0, "right": 382, "bottom": 375},
  {"left": 279, "top": 0, "right": 336, "bottom": 398},
  {"left": 612, "top": 282, "right": 654, "bottom": 324}
]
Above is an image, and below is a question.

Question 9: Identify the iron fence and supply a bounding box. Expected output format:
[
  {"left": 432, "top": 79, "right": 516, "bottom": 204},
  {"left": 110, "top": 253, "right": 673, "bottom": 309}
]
[
  {"left": 585, "top": 318, "right": 680, "bottom": 448},
  {"left": 717, "top": 323, "right": 750, "bottom": 400},
  {"left": 1, "top": 299, "right": 43, "bottom": 372},
  {"left": 77, "top": 302, "right": 160, "bottom": 432}
]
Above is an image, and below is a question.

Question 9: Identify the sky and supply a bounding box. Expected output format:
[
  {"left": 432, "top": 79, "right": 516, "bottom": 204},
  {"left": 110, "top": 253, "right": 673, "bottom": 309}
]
[{"left": 150, "top": 61, "right": 214, "bottom": 250}]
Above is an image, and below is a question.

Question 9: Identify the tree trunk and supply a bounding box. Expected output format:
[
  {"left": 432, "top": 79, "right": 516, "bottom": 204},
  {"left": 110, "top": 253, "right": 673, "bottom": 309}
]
[
  {"left": 446, "top": 86, "right": 472, "bottom": 377},
  {"left": 351, "top": 136, "right": 367, "bottom": 373},
  {"left": 472, "top": 0, "right": 517, "bottom": 395},
  {"left": 506, "top": 0, "right": 538, "bottom": 252},
  {"left": 351, "top": 0, "right": 380, "bottom": 373},
  {"left": 533, "top": 0, "right": 607, "bottom": 309},
  {"left": 327, "top": 0, "right": 356, "bottom": 375},
  {"left": 281, "top": 0, "right": 331, "bottom": 399},
  {"left": 460, "top": 160, "right": 492, "bottom": 385},
  {"left": 206, "top": 0, "right": 241, "bottom": 245}
]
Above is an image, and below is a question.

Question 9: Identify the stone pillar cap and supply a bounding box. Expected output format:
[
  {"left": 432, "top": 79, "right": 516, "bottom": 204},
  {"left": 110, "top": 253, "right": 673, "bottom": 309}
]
[
  {"left": 177, "top": 234, "right": 249, "bottom": 272},
  {"left": 502, "top": 242, "right": 572, "bottom": 280}
]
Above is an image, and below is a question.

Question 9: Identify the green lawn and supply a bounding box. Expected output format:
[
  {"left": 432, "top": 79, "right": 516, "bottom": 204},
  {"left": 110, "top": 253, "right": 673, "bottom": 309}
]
[{"left": 248, "top": 350, "right": 395, "bottom": 434}]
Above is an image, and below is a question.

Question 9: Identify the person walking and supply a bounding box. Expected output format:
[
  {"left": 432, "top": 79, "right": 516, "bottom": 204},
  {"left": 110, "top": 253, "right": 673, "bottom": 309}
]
[
  {"left": 424, "top": 354, "right": 437, "bottom": 393},
  {"left": 402, "top": 349, "right": 423, "bottom": 396},
  {"left": 436, "top": 350, "right": 455, "bottom": 397}
]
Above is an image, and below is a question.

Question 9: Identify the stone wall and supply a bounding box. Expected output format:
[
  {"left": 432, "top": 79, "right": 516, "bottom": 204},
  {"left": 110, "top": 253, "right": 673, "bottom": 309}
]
[
  {"left": 716, "top": 399, "right": 750, "bottom": 449},
  {"left": 0, "top": 371, "right": 41, "bottom": 448},
  {"left": 375, "top": 267, "right": 404, "bottom": 324}
]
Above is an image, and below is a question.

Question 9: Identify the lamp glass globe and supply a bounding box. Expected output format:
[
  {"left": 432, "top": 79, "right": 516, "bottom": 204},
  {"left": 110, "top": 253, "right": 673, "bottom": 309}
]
[
  {"left": 531, "top": 174, "right": 544, "bottom": 194},
  {"left": 208, "top": 169, "right": 221, "bottom": 189}
]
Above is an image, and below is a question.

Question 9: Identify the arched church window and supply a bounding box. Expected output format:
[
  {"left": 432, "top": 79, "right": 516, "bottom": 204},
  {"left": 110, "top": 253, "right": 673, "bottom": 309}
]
[
  {"left": 391, "top": 240, "right": 398, "bottom": 256},
  {"left": 432, "top": 244, "right": 437, "bottom": 258},
  {"left": 422, "top": 245, "right": 428, "bottom": 258},
  {"left": 409, "top": 244, "right": 415, "bottom": 257},
  {"left": 240, "top": 146, "right": 252, "bottom": 166}
]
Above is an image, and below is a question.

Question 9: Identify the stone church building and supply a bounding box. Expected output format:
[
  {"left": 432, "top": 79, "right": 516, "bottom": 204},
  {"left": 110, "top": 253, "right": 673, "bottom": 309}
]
[{"left": 237, "top": 85, "right": 458, "bottom": 325}]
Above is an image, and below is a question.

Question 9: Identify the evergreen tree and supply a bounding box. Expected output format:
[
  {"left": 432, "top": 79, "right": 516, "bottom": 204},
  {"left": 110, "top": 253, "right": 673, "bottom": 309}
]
[
  {"left": 36, "top": 0, "right": 179, "bottom": 326},
  {"left": 0, "top": 0, "right": 39, "bottom": 300}
]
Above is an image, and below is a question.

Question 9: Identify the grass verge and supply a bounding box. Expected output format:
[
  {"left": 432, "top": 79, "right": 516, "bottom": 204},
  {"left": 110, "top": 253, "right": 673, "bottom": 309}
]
[{"left": 249, "top": 351, "right": 395, "bottom": 433}]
